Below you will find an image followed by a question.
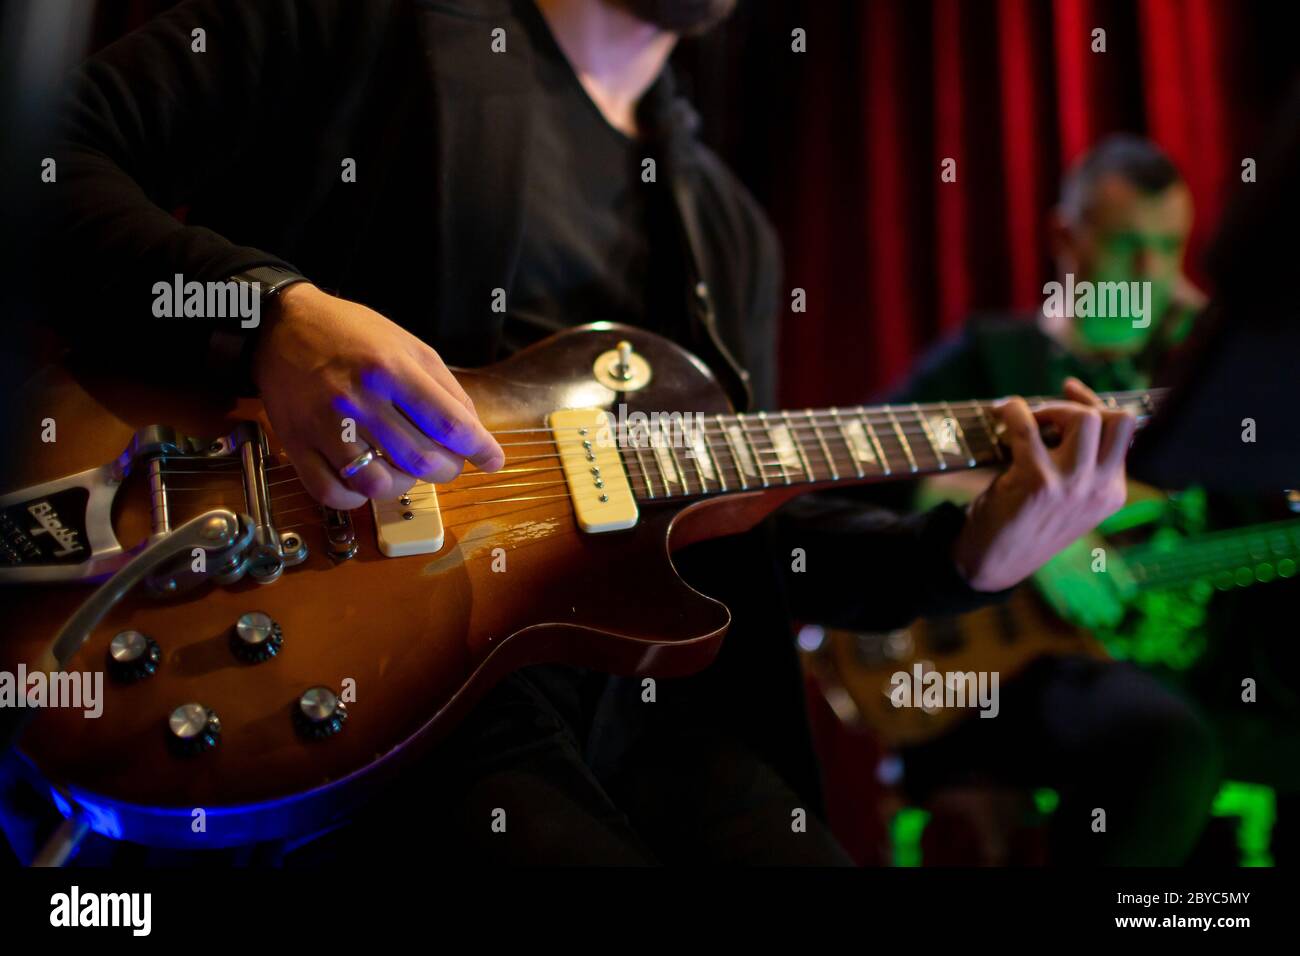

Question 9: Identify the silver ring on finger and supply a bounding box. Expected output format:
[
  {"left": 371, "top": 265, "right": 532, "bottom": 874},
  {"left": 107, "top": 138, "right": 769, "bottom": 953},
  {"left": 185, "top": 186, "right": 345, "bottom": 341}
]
[{"left": 338, "top": 447, "right": 379, "bottom": 480}]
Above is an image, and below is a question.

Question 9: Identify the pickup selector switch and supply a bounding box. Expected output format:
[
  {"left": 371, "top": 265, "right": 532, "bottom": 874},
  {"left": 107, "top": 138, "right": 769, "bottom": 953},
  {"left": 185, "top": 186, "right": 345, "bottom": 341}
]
[{"left": 231, "top": 611, "right": 283, "bottom": 663}]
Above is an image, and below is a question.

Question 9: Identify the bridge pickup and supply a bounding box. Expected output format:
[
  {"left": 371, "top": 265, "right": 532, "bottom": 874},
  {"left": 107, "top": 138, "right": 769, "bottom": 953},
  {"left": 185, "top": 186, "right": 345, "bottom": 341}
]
[
  {"left": 547, "top": 408, "right": 639, "bottom": 534},
  {"left": 372, "top": 483, "right": 444, "bottom": 557}
]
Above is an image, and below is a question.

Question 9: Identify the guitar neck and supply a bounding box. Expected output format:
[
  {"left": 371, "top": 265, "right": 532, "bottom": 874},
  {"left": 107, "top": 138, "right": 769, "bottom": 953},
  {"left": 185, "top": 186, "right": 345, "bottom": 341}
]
[
  {"left": 1121, "top": 517, "right": 1300, "bottom": 593},
  {"left": 617, "top": 389, "right": 1165, "bottom": 502}
]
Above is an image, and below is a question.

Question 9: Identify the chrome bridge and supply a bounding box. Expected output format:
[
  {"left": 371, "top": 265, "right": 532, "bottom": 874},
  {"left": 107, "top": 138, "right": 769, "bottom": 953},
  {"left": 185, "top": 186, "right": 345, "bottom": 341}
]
[{"left": 0, "top": 421, "right": 308, "bottom": 589}]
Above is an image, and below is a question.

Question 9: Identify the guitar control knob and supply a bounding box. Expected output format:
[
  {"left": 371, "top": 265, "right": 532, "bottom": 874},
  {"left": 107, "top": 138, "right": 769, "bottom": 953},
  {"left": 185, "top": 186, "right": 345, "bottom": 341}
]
[
  {"left": 230, "top": 611, "right": 283, "bottom": 663},
  {"left": 168, "top": 703, "right": 220, "bottom": 756},
  {"left": 107, "top": 630, "right": 161, "bottom": 682},
  {"left": 294, "top": 686, "right": 347, "bottom": 739}
]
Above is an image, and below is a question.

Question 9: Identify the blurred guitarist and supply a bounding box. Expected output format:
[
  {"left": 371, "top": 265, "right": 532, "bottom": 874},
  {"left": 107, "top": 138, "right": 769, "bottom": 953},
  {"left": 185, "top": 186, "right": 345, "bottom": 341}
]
[{"left": 879, "top": 136, "right": 1224, "bottom": 864}]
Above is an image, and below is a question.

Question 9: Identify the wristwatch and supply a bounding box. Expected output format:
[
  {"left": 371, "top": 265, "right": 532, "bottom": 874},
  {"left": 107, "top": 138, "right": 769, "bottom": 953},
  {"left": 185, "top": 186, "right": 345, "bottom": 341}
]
[
  {"left": 226, "top": 265, "right": 309, "bottom": 304},
  {"left": 209, "top": 265, "right": 310, "bottom": 392}
]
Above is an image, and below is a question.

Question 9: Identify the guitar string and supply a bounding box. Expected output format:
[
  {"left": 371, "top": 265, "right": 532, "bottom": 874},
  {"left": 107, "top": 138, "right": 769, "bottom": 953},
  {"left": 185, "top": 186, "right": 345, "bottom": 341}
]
[
  {"left": 149, "top": 396, "right": 1097, "bottom": 512},
  {"left": 163, "top": 429, "right": 1003, "bottom": 498},
  {"left": 273, "top": 491, "right": 583, "bottom": 534},
  {"left": 161, "top": 427, "right": 1000, "bottom": 482},
  {"left": 154, "top": 390, "right": 1154, "bottom": 520},
  {"left": 154, "top": 392, "right": 1156, "bottom": 467},
  {"left": 153, "top": 403, "right": 1039, "bottom": 484},
  {"left": 159, "top": 428, "right": 1007, "bottom": 508},
  {"left": 152, "top": 391, "right": 1160, "bottom": 477}
]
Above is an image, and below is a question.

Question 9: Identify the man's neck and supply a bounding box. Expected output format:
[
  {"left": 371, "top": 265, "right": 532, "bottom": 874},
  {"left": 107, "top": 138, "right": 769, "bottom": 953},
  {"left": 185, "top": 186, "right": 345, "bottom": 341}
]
[{"left": 536, "top": 0, "right": 676, "bottom": 138}]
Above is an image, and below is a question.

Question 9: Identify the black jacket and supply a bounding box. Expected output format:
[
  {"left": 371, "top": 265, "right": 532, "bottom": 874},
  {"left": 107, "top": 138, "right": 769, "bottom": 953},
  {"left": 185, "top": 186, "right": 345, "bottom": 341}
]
[{"left": 45, "top": 0, "right": 1004, "bottom": 804}]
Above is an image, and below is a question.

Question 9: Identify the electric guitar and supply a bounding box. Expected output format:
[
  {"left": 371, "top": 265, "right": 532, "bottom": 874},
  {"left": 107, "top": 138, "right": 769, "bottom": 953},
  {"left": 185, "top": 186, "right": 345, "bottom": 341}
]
[
  {"left": 0, "top": 324, "right": 1162, "bottom": 848},
  {"left": 1036, "top": 509, "right": 1300, "bottom": 668},
  {"left": 810, "top": 506, "right": 1300, "bottom": 748}
]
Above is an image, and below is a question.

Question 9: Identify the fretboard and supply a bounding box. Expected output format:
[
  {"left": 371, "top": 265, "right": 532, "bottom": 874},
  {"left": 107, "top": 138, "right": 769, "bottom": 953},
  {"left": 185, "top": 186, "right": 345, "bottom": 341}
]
[
  {"left": 615, "top": 389, "right": 1163, "bottom": 502},
  {"left": 1121, "top": 516, "right": 1300, "bottom": 593}
]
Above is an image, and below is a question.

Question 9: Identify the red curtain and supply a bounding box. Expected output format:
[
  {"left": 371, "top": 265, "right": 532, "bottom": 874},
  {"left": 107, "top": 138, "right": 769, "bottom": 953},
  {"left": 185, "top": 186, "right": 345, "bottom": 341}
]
[{"left": 773, "top": 0, "right": 1287, "bottom": 408}]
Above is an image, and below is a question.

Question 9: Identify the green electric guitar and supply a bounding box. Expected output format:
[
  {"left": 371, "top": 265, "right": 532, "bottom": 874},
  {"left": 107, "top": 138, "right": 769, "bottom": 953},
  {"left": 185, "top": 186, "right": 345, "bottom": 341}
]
[
  {"left": 1035, "top": 489, "right": 1300, "bottom": 669},
  {"left": 812, "top": 485, "right": 1300, "bottom": 747}
]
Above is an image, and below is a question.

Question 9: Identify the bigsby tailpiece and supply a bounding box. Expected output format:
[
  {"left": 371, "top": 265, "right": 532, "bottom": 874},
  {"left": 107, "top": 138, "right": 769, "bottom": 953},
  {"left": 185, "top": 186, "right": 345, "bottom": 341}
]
[{"left": 0, "top": 421, "right": 302, "bottom": 590}]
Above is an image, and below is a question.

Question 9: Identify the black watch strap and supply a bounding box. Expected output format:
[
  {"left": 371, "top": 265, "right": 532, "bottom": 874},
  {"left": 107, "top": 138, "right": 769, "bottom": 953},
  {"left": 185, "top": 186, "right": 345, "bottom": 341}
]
[
  {"left": 227, "top": 265, "right": 308, "bottom": 300},
  {"left": 208, "top": 266, "right": 308, "bottom": 393}
]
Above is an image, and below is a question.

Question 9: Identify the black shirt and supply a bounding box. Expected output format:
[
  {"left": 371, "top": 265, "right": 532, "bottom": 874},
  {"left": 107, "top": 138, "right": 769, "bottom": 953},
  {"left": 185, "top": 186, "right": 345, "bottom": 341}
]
[{"left": 504, "top": 3, "right": 684, "bottom": 353}]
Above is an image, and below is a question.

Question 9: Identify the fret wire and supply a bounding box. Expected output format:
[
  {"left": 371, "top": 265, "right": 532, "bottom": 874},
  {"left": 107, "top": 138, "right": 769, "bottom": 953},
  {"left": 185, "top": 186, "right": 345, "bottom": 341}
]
[
  {"left": 972, "top": 402, "right": 1005, "bottom": 462},
  {"left": 646, "top": 426, "right": 672, "bottom": 497},
  {"left": 660, "top": 420, "right": 690, "bottom": 496},
  {"left": 736, "top": 414, "right": 772, "bottom": 488},
  {"left": 883, "top": 405, "right": 919, "bottom": 474},
  {"left": 828, "top": 408, "right": 862, "bottom": 479},
  {"left": 804, "top": 409, "right": 838, "bottom": 481},
  {"left": 757, "top": 411, "right": 793, "bottom": 485},
  {"left": 781, "top": 410, "right": 816, "bottom": 482},
  {"left": 912, "top": 402, "right": 947, "bottom": 471},
  {"left": 856, "top": 407, "right": 892, "bottom": 476},
  {"left": 957, "top": 404, "right": 990, "bottom": 457},
  {"left": 685, "top": 422, "right": 709, "bottom": 492},
  {"left": 940, "top": 400, "right": 978, "bottom": 466},
  {"left": 717, "top": 413, "right": 749, "bottom": 491},
  {"left": 629, "top": 431, "right": 655, "bottom": 499},
  {"left": 700, "top": 424, "right": 727, "bottom": 493}
]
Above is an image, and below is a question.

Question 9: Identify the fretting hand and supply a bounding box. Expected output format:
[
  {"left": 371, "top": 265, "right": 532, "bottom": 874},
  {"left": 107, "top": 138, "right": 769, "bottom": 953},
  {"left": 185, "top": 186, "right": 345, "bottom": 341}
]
[{"left": 951, "top": 378, "right": 1138, "bottom": 592}]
